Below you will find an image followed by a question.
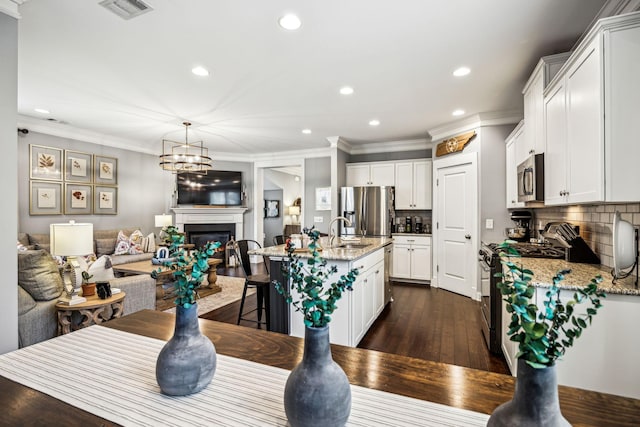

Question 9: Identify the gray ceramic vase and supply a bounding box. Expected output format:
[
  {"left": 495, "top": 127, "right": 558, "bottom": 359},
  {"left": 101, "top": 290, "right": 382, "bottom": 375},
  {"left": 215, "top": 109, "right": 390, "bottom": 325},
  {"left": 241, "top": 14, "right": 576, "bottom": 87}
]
[
  {"left": 156, "top": 303, "right": 217, "bottom": 396},
  {"left": 284, "top": 325, "right": 351, "bottom": 427},
  {"left": 488, "top": 359, "right": 570, "bottom": 427}
]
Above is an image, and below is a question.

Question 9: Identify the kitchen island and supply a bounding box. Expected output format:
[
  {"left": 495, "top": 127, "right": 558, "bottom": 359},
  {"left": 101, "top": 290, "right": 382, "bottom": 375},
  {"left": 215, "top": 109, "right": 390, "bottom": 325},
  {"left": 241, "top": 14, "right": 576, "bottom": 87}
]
[
  {"left": 501, "top": 256, "right": 640, "bottom": 399},
  {"left": 250, "top": 237, "right": 393, "bottom": 347},
  {"left": 1, "top": 310, "right": 638, "bottom": 426}
]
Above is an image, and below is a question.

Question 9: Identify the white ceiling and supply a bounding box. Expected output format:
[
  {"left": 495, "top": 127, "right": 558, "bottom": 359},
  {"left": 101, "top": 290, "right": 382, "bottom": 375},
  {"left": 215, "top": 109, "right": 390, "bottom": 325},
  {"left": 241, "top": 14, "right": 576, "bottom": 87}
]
[{"left": 16, "top": 0, "right": 608, "bottom": 156}]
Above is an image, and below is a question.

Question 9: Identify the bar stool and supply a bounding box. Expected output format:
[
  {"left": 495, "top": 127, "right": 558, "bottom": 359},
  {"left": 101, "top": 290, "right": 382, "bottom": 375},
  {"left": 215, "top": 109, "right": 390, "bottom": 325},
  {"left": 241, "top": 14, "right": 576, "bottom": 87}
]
[{"left": 234, "top": 240, "right": 271, "bottom": 330}]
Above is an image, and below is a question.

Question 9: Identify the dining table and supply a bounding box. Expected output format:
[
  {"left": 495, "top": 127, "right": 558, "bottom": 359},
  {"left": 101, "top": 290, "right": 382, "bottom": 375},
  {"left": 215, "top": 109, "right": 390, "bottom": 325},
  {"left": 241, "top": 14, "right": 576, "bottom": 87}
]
[{"left": 1, "top": 309, "right": 638, "bottom": 426}]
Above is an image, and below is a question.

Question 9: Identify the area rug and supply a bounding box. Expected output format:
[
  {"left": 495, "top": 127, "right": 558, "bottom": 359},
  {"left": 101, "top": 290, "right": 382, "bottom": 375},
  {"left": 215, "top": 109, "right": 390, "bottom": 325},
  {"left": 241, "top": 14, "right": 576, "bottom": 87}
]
[{"left": 162, "top": 275, "right": 254, "bottom": 316}]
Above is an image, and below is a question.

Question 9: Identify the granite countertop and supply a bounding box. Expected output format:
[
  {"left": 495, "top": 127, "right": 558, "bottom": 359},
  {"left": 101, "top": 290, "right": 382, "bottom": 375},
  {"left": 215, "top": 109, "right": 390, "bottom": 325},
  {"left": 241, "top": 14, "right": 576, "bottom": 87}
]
[
  {"left": 392, "top": 233, "right": 432, "bottom": 237},
  {"left": 249, "top": 237, "right": 393, "bottom": 261},
  {"left": 504, "top": 257, "right": 640, "bottom": 296}
]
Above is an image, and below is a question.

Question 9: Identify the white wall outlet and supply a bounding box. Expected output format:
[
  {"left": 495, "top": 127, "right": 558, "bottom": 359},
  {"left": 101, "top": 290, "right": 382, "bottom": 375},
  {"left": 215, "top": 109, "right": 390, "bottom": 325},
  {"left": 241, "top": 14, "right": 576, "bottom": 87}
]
[
  {"left": 314, "top": 216, "right": 323, "bottom": 223},
  {"left": 485, "top": 219, "right": 494, "bottom": 229}
]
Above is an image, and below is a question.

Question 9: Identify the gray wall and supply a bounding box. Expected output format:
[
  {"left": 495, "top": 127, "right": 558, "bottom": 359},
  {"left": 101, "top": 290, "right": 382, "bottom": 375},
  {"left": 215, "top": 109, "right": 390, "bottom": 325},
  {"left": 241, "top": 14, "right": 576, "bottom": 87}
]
[
  {"left": 349, "top": 148, "right": 431, "bottom": 163},
  {"left": 337, "top": 148, "right": 348, "bottom": 190},
  {"left": 305, "top": 157, "right": 331, "bottom": 234},
  {"left": 1, "top": 11, "right": 18, "bottom": 353},
  {"left": 17, "top": 133, "right": 255, "bottom": 239},
  {"left": 18, "top": 132, "right": 172, "bottom": 235},
  {"left": 263, "top": 189, "right": 283, "bottom": 246}
]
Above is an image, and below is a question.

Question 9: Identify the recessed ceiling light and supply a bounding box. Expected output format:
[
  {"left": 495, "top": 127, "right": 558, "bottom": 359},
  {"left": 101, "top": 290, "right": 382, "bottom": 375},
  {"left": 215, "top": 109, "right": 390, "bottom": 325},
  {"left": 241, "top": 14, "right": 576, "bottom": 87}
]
[
  {"left": 339, "top": 86, "right": 354, "bottom": 95},
  {"left": 279, "top": 13, "right": 301, "bottom": 30},
  {"left": 452, "top": 109, "right": 465, "bottom": 116},
  {"left": 453, "top": 67, "right": 471, "bottom": 77},
  {"left": 302, "top": 129, "right": 312, "bottom": 134},
  {"left": 369, "top": 119, "right": 380, "bottom": 126},
  {"left": 34, "top": 108, "right": 50, "bottom": 114},
  {"left": 191, "top": 66, "right": 209, "bottom": 76}
]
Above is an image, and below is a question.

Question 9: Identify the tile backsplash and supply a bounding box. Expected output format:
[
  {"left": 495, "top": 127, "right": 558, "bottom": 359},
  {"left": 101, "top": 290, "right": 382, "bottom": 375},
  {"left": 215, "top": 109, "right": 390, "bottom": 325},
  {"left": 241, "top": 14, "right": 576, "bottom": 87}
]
[{"left": 532, "top": 203, "right": 640, "bottom": 270}]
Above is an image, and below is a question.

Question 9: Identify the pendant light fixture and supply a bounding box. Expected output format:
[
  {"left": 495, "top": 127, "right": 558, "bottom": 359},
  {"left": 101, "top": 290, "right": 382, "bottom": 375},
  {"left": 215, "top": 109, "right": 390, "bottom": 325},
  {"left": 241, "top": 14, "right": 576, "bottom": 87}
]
[{"left": 159, "top": 121, "right": 212, "bottom": 173}]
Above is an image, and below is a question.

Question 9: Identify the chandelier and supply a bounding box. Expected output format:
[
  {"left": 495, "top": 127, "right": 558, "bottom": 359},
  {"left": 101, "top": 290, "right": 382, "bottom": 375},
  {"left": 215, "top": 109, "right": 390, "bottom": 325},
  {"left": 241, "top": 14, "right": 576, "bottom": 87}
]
[{"left": 159, "top": 121, "right": 212, "bottom": 173}]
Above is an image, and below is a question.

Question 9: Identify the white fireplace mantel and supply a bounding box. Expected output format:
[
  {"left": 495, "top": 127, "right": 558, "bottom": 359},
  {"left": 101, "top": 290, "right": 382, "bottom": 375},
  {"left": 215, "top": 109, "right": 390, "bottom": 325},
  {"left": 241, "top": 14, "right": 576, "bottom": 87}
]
[{"left": 171, "top": 207, "right": 248, "bottom": 240}]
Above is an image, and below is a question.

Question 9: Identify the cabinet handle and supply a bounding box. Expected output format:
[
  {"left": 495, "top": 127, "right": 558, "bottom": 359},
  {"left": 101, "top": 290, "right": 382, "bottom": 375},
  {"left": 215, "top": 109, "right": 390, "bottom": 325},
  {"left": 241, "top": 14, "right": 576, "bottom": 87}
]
[
  {"left": 407, "top": 239, "right": 415, "bottom": 242},
  {"left": 465, "top": 234, "right": 471, "bottom": 239},
  {"left": 358, "top": 265, "right": 365, "bottom": 269},
  {"left": 511, "top": 200, "right": 516, "bottom": 203},
  {"left": 375, "top": 270, "right": 379, "bottom": 274}
]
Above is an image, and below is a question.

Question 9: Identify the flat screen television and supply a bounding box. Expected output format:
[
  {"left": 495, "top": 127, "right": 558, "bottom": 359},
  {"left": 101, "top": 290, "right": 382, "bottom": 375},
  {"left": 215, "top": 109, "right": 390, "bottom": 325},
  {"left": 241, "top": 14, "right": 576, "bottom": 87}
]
[{"left": 176, "top": 171, "right": 243, "bottom": 206}]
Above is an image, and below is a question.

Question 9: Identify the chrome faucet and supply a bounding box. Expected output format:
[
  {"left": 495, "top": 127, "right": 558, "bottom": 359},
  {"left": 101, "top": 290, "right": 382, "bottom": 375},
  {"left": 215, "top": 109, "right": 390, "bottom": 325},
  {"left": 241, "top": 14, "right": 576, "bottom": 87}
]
[{"left": 328, "top": 216, "right": 352, "bottom": 248}]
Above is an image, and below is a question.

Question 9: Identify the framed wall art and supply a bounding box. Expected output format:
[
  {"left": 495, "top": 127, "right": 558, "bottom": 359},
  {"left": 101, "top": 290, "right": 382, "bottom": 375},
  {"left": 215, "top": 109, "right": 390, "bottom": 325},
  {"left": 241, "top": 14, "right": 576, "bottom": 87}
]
[
  {"left": 264, "top": 200, "right": 280, "bottom": 218},
  {"left": 29, "top": 144, "right": 62, "bottom": 181},
  {"left": 94, "top": 185, "right": 118, "bottom": 214},
  {"left": 30, "top": 180, "right": 62, "bottom": 215},
  {"left": 94, "top": 155, "right": 118, "bottom": 185},
  {"left": 315, "top": 187, "right": 331, "bottom": 211},
  {"left": 64, "top": 183, "right": 92, "bottom": 215},
  {"left": 64, "top": 150, "right": 92, "bottom": 183}
]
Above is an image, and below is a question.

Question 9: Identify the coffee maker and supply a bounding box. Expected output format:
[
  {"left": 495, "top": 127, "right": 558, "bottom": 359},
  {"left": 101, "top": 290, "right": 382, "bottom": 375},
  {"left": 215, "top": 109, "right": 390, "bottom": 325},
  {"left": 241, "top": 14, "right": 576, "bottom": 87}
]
[
  {"left": 507, "top": 210, "right": 532, "bottom": 242},
  {"left": 414, "top": 216, "right": 423, "bottom": 234}
]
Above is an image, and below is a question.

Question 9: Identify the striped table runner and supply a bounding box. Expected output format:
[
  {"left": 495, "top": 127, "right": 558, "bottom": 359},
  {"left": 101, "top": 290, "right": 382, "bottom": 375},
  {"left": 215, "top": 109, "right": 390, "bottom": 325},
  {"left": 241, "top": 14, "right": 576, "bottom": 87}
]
[{"left": 0, "top": 326, "right": 489, "bottom": 426}]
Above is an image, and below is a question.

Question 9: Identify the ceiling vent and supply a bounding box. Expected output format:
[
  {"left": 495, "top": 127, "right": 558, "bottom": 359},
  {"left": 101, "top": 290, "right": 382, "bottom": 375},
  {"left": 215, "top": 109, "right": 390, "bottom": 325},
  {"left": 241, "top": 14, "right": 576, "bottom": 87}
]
[{"left": 99, "top": 0, "right": 153, "bottom": 20}]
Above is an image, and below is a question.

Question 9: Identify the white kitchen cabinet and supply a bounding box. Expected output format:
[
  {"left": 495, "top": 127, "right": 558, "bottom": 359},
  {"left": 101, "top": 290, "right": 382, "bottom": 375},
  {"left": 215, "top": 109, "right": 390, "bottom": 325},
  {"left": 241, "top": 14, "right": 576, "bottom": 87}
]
[
  {"left": 519, "top": 52, "right": 570, "bottom": 164},
  {"left": 289, "top": 247, "right": 386, "bottom": 347},
  {"left": 394, "top": 160, "right": 432, "bottom": 210},
  {"left": 391, "top": 235, "right": 431, "bottom": 282},
  {"left": 505, "top": 121, "right": 525, "bottom": 209},
  {"left": 346, "top": 162, "right": 395, "bottom": 186},
  {"left": 543, "top": 12, "right": 640, "bottom": 205}
]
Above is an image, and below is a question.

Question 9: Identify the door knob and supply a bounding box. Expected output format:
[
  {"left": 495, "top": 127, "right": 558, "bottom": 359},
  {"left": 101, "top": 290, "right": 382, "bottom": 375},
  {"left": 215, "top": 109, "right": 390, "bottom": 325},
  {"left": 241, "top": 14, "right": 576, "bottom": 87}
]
[{"left": 465, "top": 234, "right": 471, "bottom": 239}]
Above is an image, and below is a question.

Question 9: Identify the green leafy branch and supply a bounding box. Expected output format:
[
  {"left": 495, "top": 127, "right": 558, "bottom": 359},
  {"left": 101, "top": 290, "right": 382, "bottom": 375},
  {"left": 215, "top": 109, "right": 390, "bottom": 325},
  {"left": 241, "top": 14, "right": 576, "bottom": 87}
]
[
  {"left": 153, "top": 227, "right": 220, "bottom": 309},
  {"left": 275, "top": 227, "right": 359, "bottom": 328},
  {"left": 496, "top": 240, "right": 606, "bottom": 368}
]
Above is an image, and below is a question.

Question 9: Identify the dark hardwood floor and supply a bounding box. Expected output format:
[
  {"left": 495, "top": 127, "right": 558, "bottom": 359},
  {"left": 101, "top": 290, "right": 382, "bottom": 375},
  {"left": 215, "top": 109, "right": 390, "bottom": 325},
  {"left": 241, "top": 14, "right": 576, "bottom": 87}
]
[{"left": 208, "top": 265, "right": 510, "bottom": 375}]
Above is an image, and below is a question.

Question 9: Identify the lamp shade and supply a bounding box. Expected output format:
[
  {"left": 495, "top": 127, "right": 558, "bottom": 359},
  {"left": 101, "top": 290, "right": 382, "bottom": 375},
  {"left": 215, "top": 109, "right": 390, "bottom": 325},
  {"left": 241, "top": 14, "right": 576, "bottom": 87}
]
[
  {"left": 155, "top": 214, "right": 173, "bottom": 227},
  {"left": 288, "top": 206, "right": 301, "bottom": 216},
  {"left": 50, "top": 221, "right": 93, "bottom": 256}
]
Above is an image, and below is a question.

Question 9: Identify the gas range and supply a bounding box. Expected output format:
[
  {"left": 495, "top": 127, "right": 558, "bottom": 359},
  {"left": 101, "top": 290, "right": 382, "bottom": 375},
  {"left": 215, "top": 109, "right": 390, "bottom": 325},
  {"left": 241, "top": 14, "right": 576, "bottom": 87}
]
[{"left": 482, "top": 241, "right": 566, "bottom": 260}]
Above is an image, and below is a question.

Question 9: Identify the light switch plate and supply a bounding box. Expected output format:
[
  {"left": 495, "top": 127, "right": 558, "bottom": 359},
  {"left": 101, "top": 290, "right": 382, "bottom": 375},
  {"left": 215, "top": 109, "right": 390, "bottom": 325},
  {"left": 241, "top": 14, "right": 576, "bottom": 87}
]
[
  {"left": 314, "top": 216, "right": 323, "bottom": 223},
  {"left": 485, "top": 219, "right": 494, "bottom": 229}
]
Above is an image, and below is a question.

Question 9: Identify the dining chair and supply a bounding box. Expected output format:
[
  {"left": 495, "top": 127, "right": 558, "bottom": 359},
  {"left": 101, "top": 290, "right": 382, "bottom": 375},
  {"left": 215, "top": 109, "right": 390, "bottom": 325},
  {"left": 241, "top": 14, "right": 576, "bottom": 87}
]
[
  {"left": 234, "top": 239, "right": 271, "bottom": 330},
  {"left": 273, "top": 235, "right": 287, "bottom": 245}
]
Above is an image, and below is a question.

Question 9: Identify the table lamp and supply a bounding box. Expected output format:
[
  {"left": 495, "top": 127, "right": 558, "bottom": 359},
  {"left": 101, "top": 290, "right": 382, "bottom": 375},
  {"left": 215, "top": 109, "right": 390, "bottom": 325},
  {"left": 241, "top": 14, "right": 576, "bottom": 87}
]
[
  {"left": 50, "top": 221, "right": 94, "bottom": 305},
  {"left": 288, "top": 205, "right": 301, "bottom": 224}
]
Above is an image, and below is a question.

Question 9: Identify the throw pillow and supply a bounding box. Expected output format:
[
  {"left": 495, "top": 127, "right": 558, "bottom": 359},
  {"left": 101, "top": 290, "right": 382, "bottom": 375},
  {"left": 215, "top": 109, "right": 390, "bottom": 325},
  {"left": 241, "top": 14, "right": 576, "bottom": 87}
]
[
  {"left": 18, "top": 249, "right": 64, "bottom": 301},
  {"left": 17, "top": 240, "right": 28, "bottom": 251},
  {"left": 95, "top": 238, "right": 117, "bottom": 257},
  {"left": 140, "top": 232, "right": 156, "bottom": 253},
  {"left": 87, "top": 255, "right": 115, "bottom": 282},
  {"left": 28, "top": 233, "right": 50, "bottom": 253},
  {"left": 114, "top": 230, "right": 145, "bottom": 255}
]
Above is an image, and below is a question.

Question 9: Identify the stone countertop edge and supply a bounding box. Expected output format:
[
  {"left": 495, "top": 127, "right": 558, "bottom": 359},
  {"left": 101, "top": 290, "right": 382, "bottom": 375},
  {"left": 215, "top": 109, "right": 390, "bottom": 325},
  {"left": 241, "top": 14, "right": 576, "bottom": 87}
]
[
  {"left": 391, "top": 233, "right": 432, "bottom": 237},
  {"left": 501, "top": 256, "right": 640, "bottom": 296},
  {"left": 249, "top": 237, "right": 393, "bottom": 261}
]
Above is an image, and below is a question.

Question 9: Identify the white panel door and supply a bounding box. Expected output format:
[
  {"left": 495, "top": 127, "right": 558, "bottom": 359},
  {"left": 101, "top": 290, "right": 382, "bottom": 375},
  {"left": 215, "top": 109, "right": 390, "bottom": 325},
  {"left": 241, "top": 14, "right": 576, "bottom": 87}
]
[
  {"left": 410, "top": 244, "right": 431, "bottom": 281},
  {"left": 544, "top": 81, "right": 568, "bottom": 206},
  {"left": 346, "top": 164, "right": 371, "bottom": 186},
  {"left": 394, "top": 162, "right": 413, "bottom": 209},
  {"left": 391, "top": 243, "right": 411, "bottom": 279},
  {"left": 435, "top": 157, "right": 477, "bottom": 298}
]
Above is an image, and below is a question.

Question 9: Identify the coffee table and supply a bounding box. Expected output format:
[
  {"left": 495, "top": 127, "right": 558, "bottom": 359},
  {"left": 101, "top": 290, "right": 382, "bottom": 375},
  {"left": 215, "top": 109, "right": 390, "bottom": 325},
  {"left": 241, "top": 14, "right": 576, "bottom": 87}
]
[{"left": 113, "top": 258, "right": 223, "bottom": 299}]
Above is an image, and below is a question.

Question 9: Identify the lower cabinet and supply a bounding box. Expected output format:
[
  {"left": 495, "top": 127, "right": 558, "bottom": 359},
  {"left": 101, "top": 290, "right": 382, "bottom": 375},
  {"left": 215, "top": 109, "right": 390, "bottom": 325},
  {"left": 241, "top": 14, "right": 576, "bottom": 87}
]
[
  {"left": 391, "top": 235, "right": 431, "bottom": 282},
  {"left": 288, "top": 247, "right": 386, "bottom": 347}
]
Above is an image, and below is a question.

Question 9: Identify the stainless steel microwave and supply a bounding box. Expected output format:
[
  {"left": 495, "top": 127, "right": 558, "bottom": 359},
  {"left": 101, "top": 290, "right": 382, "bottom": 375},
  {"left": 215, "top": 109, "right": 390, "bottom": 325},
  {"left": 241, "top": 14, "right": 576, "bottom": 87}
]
[{"left": 517, "top": 153, "right": 544, "bottom": 203}]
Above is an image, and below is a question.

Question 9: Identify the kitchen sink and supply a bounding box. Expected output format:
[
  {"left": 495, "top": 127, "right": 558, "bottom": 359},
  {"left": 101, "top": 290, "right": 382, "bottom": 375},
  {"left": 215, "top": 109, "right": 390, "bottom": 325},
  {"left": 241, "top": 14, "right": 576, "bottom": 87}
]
[{"left": 334, "top": 243, "right": 370, "bottom": 249}]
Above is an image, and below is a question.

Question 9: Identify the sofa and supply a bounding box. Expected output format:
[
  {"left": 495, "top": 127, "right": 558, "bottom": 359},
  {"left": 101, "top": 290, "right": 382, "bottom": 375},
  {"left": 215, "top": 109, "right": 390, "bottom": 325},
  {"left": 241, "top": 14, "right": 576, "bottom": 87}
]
[{"left": 17, "top": 228, "right": 159, "bottom": 348}]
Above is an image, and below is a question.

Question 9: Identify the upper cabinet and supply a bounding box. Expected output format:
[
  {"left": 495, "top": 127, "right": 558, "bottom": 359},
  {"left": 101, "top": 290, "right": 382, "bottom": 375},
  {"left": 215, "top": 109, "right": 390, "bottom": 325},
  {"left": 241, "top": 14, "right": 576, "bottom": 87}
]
[
  {"left": 519, "top": 52, "right": 570, "bottom": 165},
  {"left": 395, "top": 160, "right": 432, "bottom": 210},
  {"left": 346, "top": 162, "right": 395, "bottom": 186},
  {"left": 543, "top": 12, "right": 640, "bottom": 205},
  {"left": 505, "top": 121, "right": 526, "bottom": 209}
]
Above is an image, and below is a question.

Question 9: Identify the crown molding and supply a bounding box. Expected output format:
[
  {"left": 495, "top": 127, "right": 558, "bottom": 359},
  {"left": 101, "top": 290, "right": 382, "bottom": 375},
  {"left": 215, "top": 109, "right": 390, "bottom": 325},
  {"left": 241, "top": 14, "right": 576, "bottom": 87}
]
[
  {"left": 428, "top": 110, "right": 522, "bottom": 142},
  {"left": 348, "top": 138, "right": 431, "bottom": 155},
  {"left": 251, "top": 146, "right": 331, "bottom": 164},
  {"left": 0, "top": 0, "right": 26, "bottom": 19},
  {"left": 327, "top": 136, "right": 352, "bottom": 153}
]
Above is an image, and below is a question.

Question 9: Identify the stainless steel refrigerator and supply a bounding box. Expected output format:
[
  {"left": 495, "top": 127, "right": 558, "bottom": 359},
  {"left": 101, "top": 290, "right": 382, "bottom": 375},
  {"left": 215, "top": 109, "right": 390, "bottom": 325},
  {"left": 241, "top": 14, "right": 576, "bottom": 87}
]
[{"left": 339, "top": 186, "right": 395, "bottom": 237}]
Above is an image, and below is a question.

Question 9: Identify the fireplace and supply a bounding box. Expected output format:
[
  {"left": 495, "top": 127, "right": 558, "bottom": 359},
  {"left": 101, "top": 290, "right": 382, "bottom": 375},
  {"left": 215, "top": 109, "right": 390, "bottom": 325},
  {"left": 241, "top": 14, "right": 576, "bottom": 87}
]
[{"left": 184, "top": 223, "right": 235, "bottom": 259}]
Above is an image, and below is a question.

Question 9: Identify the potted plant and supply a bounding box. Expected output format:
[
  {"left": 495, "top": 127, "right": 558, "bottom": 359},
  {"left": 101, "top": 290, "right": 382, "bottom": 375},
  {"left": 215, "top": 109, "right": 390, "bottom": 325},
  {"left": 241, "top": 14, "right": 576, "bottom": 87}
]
[
  {"left": 489, "top": 240, "right": 606, "bottom": 426},
  {"left": 154, "top": 228, "right": 221, "bottom": 396},
  {"left": 81, "top": 271, "right": 96, "bottom": 297},
  {"left": 275, "top": 227, "right": 359, "bottom": 427}
]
